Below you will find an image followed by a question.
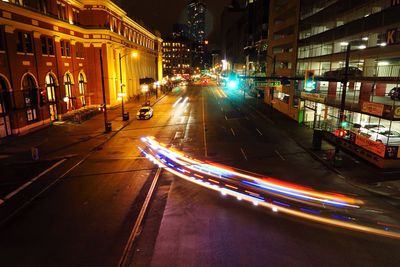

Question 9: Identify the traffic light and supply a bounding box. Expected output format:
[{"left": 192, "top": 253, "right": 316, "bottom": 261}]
[
  {"left": 304, "top": 70, "right": 316, "bottom": 91},
  {"left": 335, "top": 129, "right": 347, "bottom": 138},
  {"left": 340, "top": 114, "right": 348, "bottom": 128},
  {"left": 39, "top": 88, "right": 47, "bottom": 106}
]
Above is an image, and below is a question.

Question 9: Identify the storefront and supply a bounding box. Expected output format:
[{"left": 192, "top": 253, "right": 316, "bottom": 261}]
[{"left": 301, "top": 92, "right": 400, "bottom": 167}]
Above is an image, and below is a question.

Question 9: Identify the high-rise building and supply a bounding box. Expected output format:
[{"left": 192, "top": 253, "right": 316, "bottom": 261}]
[{"left": 187, "top": 0, "right": 206, "bottom": 43}]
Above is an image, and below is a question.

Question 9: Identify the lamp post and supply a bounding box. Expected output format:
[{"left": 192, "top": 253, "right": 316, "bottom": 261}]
[
  {"left": 333, "top": 42, "right": 351, "bottom": 164},
  {"left": 119, "top": 51, "right": 138, "bottom": 121}
]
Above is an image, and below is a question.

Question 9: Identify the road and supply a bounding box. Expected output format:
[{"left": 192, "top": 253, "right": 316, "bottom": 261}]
[
  {"left": 131, "top": 83, "right": 400, "bottom": 267},
  {"left": 0, "top": 82, "right": 399, "bottom": 267}
]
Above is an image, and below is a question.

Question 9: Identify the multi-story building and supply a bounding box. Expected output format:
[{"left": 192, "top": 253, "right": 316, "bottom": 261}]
[
  {"left": 266, "top": 0, "right": 300, "bottom": 120},
  {"left": 0, "top": 0, "right": 162, "bottom": 138},
  {"left": 295, "top": 0, "right": 400, "bottom": 167},
  {"left": 162, "top": 37, "right": 191, "bottom": 76},
  {"left": 187, "top": 0, "right": 205, "bottom": 43},
  {"left": 265, "top": 0, "right": 400, "bottom": 167}
]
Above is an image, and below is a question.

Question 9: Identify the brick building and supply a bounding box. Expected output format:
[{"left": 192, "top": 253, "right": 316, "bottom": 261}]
[{"left": 0, "top": 0, "right": 162, "bottom": 138}]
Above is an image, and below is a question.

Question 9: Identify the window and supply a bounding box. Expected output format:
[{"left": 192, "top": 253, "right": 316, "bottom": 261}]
[
  {"left": 72, "top": 9, "right": 80, "bottom": 25},
  {"left": 75, "top": 42, "right": 84, "bottom": 58},
  {"left": 64, "top": 74, "right": 73, "bottom": 110},
  {"left": 78, "top": 73, "right": 86, "bottom": 106},
  {"left": 40, "top": 36, "right": 54, "bottom": 55},
  {"left": 22, "top": 74, "right": 38, "bottom": 122},
  {"left": 60, "top": 40, "right": 70, "bottom": 57},
  {"left": 57, "top": 2, "right": 67, "bottom": 21},
  {"left": 45, "top": 74, "right": 57, "bottom": 102},
  {"left": 16, "top": 31, "right": 33, "bottom": 53},
  {"left": 0, "top": 26, "right": 5, "bottom": 51},
  {"left": 38, "top": 0, "right": 47, "bottom": 13}
]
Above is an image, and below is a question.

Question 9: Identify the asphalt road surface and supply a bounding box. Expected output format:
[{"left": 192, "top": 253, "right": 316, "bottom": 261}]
[{"left": 0, "top": 83, "right": 400, "bottom": 267}]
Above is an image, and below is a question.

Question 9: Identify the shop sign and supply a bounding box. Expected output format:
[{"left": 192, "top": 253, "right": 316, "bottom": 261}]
[
  {"left": 361, "top": 102, "right": 384, "bottom": 116},
  {"left": 266, "top": 81, "right": 281, "bottom": 87},
  {"left": 355, "top": 134, "right": 386, "bottom": 157},
  {"left": 394, "top": 106, "right": 400, "bottom": 118},
  {"left": 300, "top": 92, "right": 325, "bottom": 103}
]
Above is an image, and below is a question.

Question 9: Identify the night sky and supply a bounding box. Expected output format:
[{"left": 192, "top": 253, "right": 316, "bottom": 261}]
[{"left": 120, "top": 0, "right": 232, "bottom": 46}]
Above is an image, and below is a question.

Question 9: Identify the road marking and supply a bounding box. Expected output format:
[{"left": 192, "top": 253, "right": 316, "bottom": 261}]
[
  {"left": 202, "top": 90, "right": 208, "bottom": 157},
  {"left": 1, "top": 158, "right": 67, "bottom": 203},
  {"left": 240, "top": 148, "right": 248, "bottom": 161},
  {"left": 231, "top": 128, "right": 236, "bottom": 136},
  {"left": 221, "top": 107, "right": 223, "bottom": 112},
  {"left": 275, "top": 150, "right": 285, "bottom": 161},
  {"left": 118, "top": 167, "right": 162, "bottom": 267},
  {"left": 225, "top": 115, "right": 228, "bottom": 120},
  {"left": 256, "top": 128, "right": 263, "bottom": 135},
  {"left": 245, "top": 116, "right": 250, "bottom": 120}
]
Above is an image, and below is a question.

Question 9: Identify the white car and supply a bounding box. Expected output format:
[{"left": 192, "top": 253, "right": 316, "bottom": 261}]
[
  {"left": 368, "top": 129, "right": 400, "bottom": 145},
  {"left": 136, "top": 106, "right": 153, "bottom": 120},
  {"left": 358, "top": 123, "right": 386, "bottom": 134}
]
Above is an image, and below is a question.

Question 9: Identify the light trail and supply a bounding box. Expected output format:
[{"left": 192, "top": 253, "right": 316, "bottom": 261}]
[{"left": 139, "top": 136, "right": 400, "bottom": 239}]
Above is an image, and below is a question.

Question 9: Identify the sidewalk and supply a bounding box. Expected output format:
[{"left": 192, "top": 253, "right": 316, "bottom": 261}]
[
  {"left": 0, "top": 93, "right": 167, "bottom": 200},
  {"left": 251, "top": 100, "right": 400, "bottom": 201}
]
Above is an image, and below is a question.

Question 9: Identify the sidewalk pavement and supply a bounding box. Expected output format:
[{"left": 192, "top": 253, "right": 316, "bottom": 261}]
[
  {"left": 251, "top": 101, "right": 400, "bottom": 201},
  {"left": 0, "top": 93, "right": 167, "bottom": 199}
]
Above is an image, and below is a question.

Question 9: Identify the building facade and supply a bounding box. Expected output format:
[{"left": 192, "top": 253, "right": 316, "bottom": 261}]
[
  {"left": 0, "top": 0, "right": 162, "bottom": 138},
  {"left": 295, "top": 0, "right": 400, "bottom": 167},
  {"left": 162, "top": 37, "right": 191, "bottom": 76},
  {"left": 187, "top": 0, "right": 205, "bottom": 43},
  {"left": 266, "top": 0, "right": 300, "bottom": 120}
]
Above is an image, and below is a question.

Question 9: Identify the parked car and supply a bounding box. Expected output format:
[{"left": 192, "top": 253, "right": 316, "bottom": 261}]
[
  {"left": 368, "top": 129, "right": 400, "bottom": 145},
  {"left": 359, "top": 123, "right": 386, "bottom": 134},
  {"left": 136, "top": 106, "right": 153, "bottom": 120},
  {"left": 323, "top": 67, "right": 363, "bottom": 78},
  {"left": 388, "top": 87, "right": 400, "bottom": 100}
]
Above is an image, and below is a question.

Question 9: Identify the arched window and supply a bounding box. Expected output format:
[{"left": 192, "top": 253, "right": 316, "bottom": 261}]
[
  {"left": 0, "top": 76, "right": 9, "bottom": 114},
  {"left": 22, "top": 74, "right": 38, "bottom": 122},
  {"left": 46, "top": 74, "right": 57, "bottom": 102},
  {"left": 64, "top": 73, "right": 73, "bottom": 110},
  {"left": 78, "top": 73, "right": 86, "bottom": 106}
]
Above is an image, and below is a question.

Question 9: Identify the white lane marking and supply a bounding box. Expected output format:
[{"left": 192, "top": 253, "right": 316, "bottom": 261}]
[
  {"left": 275, "top": 150, "right": 285, "bottom": 161},
  {"left": 118, "top": 167, "right": 162, "bottom": 267},
  {"left": 256, "top": 128, "right": 263, "bottom": 135},
  {"left": 221, "top": 107, "right": 224, "bottom": 112},
  {"left": 231, "top": 128, "right": 236, "bottom": 136},
  {"left": 2, "top": 158, "right": 67, "bottom": 203},
  {"left": 225, "top": 115, "right": 228, "bottom": 120},
  {"left": 172, "top": 97, "right": 182, "bottom": 108},
  {"left": 240, "top": 148, "right": 248, "bottom": 161},
  {"left": 202, "top": 90, "right": 208, "bottom": 157},
  {"left": 245, "top": 116, "right": 250, "bottom": 120}
]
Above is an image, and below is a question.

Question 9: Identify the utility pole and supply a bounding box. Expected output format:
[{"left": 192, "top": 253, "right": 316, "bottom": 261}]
[{"left": 99, "top": 48, "right": 111, "bottom": 132}]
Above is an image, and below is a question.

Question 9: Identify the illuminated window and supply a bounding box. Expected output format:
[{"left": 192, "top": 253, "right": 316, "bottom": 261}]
[
  {"left": 45, "top": 74, "right": 57, "bottom": 102},
  {"left": 64, "top": 73, "right": 73, "bottom": 110},
  {"left": 22, "top": 74, "right": 38, "bottom": 122},
  {"left": 78, "top": 73, "right": 86, "bottom": 106}
]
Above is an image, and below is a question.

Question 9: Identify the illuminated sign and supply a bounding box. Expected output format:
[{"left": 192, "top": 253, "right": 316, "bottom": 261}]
[
  {"left": 361, "top": 102, "right": 384, "bottom": 116},
  {"left": 355, "top": 134, "right": 385, "bottom": 157}
]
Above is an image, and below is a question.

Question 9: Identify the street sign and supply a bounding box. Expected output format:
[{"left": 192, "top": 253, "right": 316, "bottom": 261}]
[{"left": 266, "top": 81, "right": 281, "bottom": 87}]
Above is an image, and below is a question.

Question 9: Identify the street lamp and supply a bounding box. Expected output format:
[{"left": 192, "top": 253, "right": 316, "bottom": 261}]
[
  {"left": 119, "top": 51, "right": 138, "bottom": 121},
  {"left": 334, "top": 41, "right": 366, "bottom": 164}
]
